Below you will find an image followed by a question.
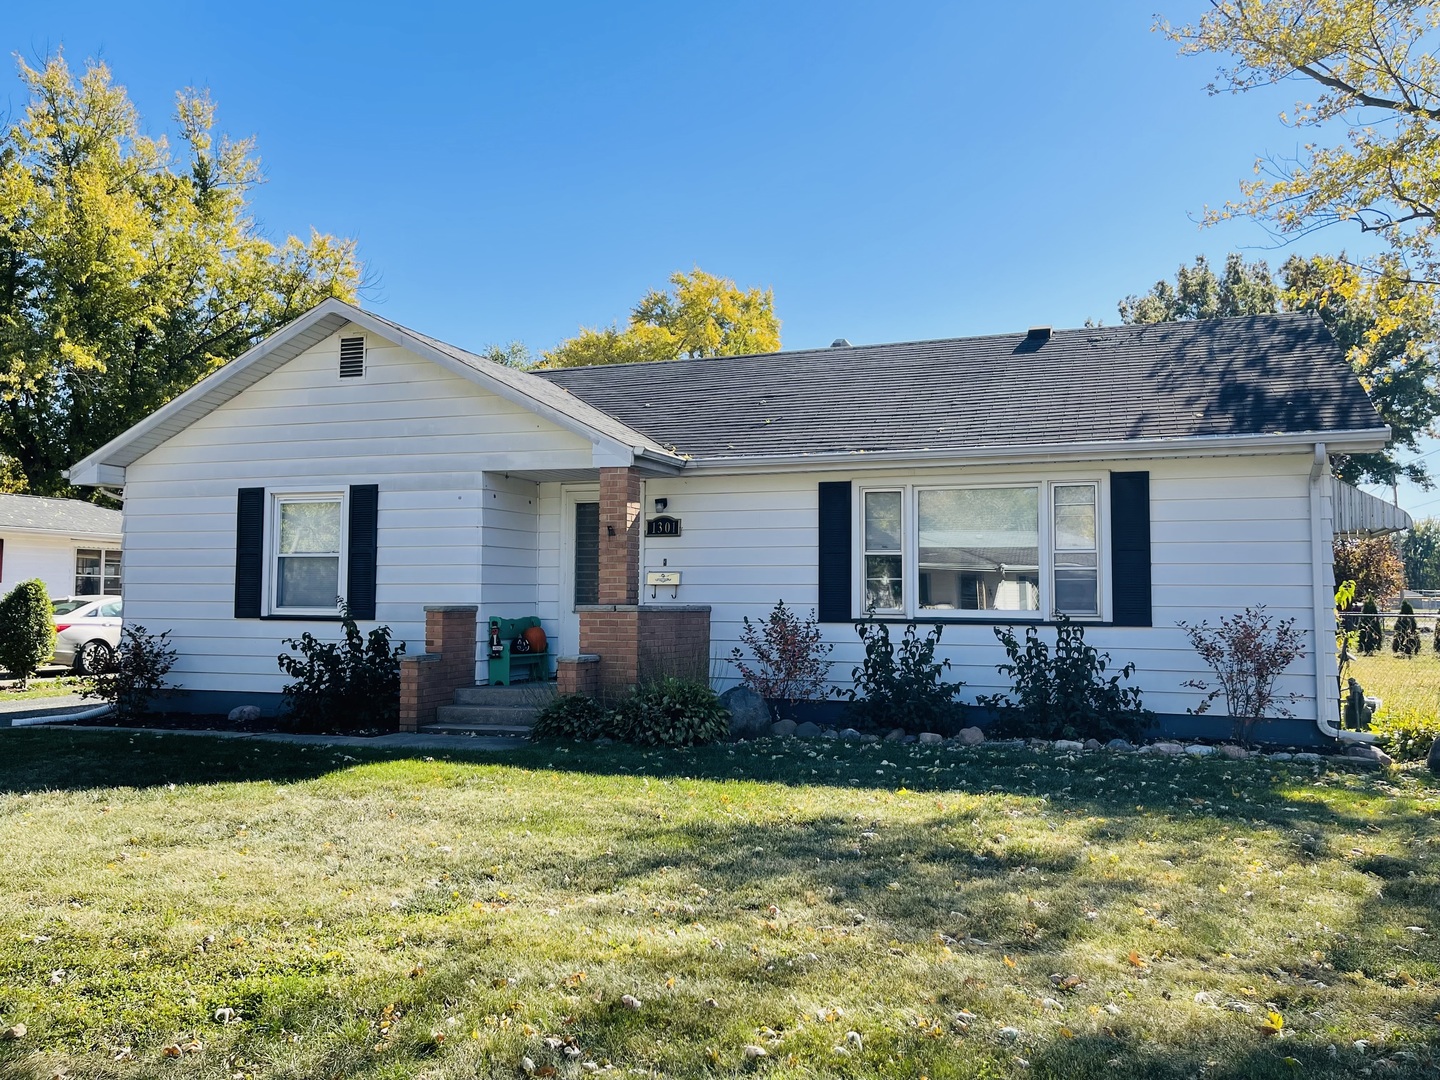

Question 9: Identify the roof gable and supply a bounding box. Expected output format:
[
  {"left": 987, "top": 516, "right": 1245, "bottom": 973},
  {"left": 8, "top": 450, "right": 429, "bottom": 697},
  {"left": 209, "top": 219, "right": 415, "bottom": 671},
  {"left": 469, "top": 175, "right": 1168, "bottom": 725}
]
[{"left": 66, "top": 300, "right": 682, "bottom": 485}]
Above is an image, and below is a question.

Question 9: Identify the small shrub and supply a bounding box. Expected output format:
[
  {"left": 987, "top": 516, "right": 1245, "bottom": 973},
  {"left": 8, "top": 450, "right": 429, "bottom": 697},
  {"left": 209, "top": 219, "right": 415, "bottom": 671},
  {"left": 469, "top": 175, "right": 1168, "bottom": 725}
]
[
  {"left": 1179, "top": 606, "right": 1306, "bottom": 744},
  {"left": 0, "top": 579, "right": 56, "bottom": 689},
  {"left": 1392, "top": 600, "right": 1421, "bottom": 656},
  {"left": 276, "top": 601, "right": 405, "bottom": 733},
  {"left": 80, "top": 624, "right": 177, "bottom": 720},
  {"left": 532, "top": 693, "right": 612, "bottom": 741},
  {"left": 1357, "top": 597, "right": 1383, "bottom": 654},
  {"left": 1371, "top": 706, "right": 1440, "bottom": 762},
  {"left": 609, "top": 677, "right": 728, "bottom": 747},
  {"left": 730, "top": 601, "right": 834, "bottom": 705},
  {"left": 845, "top": 620, "right": 964, "bottom": 733},
  {"left": 978, "top": 619, "right": 1150, "bottom": 742}
]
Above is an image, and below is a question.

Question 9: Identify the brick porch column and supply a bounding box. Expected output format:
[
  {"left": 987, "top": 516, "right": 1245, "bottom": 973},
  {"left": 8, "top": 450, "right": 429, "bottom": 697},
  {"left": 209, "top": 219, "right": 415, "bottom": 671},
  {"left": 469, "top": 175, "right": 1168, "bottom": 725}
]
[
  {"left": 599, "top": 466, "right": 642, "bottom": 604},
  {"left": 397, "top": 605, "right": 478, "bottom": 731}
]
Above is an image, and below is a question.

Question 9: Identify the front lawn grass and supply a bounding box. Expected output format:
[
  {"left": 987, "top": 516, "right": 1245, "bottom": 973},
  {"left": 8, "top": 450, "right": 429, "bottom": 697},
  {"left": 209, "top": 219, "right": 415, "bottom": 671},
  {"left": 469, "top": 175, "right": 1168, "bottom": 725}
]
[
  {"left": 0, "top": 730, "right": 1438, "bottom": 1079},
  {"left": 0, "top": 674, "right": 83, "bottom": 701},
  {"left": 1350, "top": 649, "right": 1440, "bottom": 717}
]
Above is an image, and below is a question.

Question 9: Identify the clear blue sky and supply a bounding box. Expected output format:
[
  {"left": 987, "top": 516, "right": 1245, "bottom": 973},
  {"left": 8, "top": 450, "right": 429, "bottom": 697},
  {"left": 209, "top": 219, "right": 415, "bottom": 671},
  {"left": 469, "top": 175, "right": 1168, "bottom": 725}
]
[{"left": 8, "top": 1, "right": 1436, "bottom": 515}]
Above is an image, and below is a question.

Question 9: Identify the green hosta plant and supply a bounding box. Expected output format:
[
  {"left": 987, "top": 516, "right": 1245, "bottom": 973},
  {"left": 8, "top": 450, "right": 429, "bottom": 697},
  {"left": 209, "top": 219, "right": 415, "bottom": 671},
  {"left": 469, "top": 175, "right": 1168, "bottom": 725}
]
[
  {"left": 609, "top": 678, "right": 728, "bottom": 747},
  {"left": 532, "top": 693, "right": 612, "bottom": 741}
]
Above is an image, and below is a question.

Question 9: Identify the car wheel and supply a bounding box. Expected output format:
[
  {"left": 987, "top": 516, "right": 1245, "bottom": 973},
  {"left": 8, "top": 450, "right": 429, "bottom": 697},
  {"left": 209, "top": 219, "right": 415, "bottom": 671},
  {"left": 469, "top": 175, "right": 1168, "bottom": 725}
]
[{"left": 75, "top": 640, "right": 114, "bottom": 675}]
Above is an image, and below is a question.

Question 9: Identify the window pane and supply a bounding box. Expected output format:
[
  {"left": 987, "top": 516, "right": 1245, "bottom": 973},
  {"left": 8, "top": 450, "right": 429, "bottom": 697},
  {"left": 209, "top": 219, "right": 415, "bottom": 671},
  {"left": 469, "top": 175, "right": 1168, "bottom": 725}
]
[
  {"left": 864, "top": 491, "right": 903, "bottom": 551},
  {"left": 75, "top": 549, "right": 102, "bottom": 595},
  {"left": 1054, "top": 485, "right": 1097, "bottom": 550},
  {"left": 574, "top": 502, "right": 599, "bottom": 607},
  {"left": 865, "top": 554, "right": 903, "bottom": 612},
  {"left": 918, "top": 488, "right": 1039, "bottom": 612},
  {"left": 1054, "top": 569, "right": 1099, "bottom": 615},
  {"left": 277, "top": 556, "right": 340, "bottom": 609},
  {"left": 280, "top": 501, "right": 342, "bottom": 554}
]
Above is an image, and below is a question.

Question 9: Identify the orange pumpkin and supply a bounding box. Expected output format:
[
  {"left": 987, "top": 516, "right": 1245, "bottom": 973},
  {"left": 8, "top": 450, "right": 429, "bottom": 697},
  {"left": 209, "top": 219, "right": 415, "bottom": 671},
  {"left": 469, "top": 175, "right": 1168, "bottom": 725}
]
[{"left": 522, "top": 625, "right": 548, "bottom": 653}]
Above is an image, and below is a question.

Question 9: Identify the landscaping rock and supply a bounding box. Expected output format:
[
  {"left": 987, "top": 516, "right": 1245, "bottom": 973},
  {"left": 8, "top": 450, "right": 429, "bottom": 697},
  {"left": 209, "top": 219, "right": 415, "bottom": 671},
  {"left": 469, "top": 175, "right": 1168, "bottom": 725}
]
[
  {"left": 1145, "top": 742, "right": 1185, "bottom": 756},
  {"left": 838, "top": 727, "right": 863, "bottom": 741},
  {"left": 1185, "top": 744, "right": 1215, "bottom": 757},
  {"left": 902, "top": 735, "right": 918, "bottom": 744},
  {"left": 918, "top": 732, "right": 944, "bottom": 745},
  {"left": 771, "top": 718, "right": 798, "bottom": 738},
  {"left": 821, "top": 727, "right": 840, "bottom": 739},
  {"left": 1216, "top": 744, "right": 1249, "bottom": 760},
  {"left": 1269, "top": 752, "right": 1293, "bottom": 761},
  {"left": 227, "top": 705, "right": 262, "bottom": 724},
  {"left": 721, "top": 686, "right": 773, "bottom": 740},
  {"left": 1293, "top": 752, "right": 1323, "bottom": 764},
  {"left": 956, "top": 726, "right": 985, "bottom": 746},
  {"left": 1343, "top": 744, "right": 1393, "bottom": 768},
  {"left": 884, "top": 728, "right": 907, "bottom": 742},
  {"left": 860, "top": 733, "right": 879, "bottom": 743},
  {"left": 1083, "top": 738, "right": 1103, "bottom": 751},
  {"left": 1106, "top": 738, "right": 1136, "bottom": 752},
  {"left": 1027, "top": 738, "right": 1052, "bottom": 749},
  {"left": 1054, "top": 739, "right": 1084, "bottom": 753},
  {"left": 795, "top": 722, "right": 822, "bottom": 739},
  {"left": 1428, "top": 736, "right": 1440, "bottom": 775}
]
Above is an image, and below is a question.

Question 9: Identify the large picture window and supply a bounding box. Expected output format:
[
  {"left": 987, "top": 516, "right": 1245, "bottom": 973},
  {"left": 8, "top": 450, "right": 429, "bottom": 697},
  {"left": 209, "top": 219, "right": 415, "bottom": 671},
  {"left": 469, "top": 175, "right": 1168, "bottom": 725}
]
[
  {"left": 75, "top": 548, "right": 122, "bottom": 596},
  {"left": 273, "top": 495, "right": 344, "bottom": 612},
  {"left": 859, "top": 480, "right": 1104, "bottom": 620}
]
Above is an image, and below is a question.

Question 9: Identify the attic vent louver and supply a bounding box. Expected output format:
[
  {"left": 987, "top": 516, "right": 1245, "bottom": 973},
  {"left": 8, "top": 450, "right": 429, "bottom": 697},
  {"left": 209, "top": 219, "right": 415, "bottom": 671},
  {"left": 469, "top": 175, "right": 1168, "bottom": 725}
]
[
  {"left": 1025, "top": 326, "right": 1052, "bottom": 344},
  {"left": 339, "top": 336, "right": 366, "bottom": 378},
  {"left": 831, "top": 338, "right": 852, "bottom": 348}
]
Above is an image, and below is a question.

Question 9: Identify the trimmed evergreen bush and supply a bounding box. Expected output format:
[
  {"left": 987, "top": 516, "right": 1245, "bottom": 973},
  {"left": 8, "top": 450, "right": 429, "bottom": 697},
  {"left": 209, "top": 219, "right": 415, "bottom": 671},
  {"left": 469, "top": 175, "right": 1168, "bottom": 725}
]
[
  {"left": 0, "top": 579, "right": 56, "bottom": 689},
  {"left": 1392, "top": 600, "right": 1421, "bottom": 657},
  {"left": 1358, "top": 597, "right": 1384, "bottom": 654}
]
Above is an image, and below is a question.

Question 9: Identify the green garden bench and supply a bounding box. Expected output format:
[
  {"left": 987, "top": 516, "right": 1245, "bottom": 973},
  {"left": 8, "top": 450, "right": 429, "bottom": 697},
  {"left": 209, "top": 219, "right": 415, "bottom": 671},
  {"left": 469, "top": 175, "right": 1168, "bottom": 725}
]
[{"left": 486, "top": 615, "right": 550, "bottom": 685}]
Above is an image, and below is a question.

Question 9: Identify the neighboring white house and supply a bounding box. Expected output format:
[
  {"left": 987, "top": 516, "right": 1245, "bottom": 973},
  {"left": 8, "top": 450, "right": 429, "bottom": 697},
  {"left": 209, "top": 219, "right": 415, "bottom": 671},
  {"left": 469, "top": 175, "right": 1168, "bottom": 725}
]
[
  {"left": 67, "top": 298, "right": 1395, "bottom": 744},
  {"left": 0, "top": 493, "right": 123, "bottom": 600}
]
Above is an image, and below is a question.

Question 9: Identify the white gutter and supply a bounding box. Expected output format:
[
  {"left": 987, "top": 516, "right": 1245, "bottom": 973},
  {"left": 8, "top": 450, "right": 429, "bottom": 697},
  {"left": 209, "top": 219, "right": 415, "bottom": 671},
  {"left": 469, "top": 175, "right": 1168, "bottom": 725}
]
[
  {"left": 679, "top": 428, "right": 1394, "bottom": 475},
  {"left": 1309, "top": 443, "right": 1376, "bottom": 744}
]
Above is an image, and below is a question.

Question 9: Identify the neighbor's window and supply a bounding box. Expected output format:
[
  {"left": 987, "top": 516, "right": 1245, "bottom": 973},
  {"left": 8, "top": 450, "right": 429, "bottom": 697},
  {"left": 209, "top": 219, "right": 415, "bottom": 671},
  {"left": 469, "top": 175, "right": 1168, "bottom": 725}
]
[
  {"left": 918, "top": 486, "right": 1039, "bottom": 613},
  {"left": 863, "top": 489, "right": 904, "bottom": 612},
  {"left": 274, "top": 496, "right": 343, "bottom": 611},
  {"left": 75, "top": 548, "right": 122, "bottom": 596}
]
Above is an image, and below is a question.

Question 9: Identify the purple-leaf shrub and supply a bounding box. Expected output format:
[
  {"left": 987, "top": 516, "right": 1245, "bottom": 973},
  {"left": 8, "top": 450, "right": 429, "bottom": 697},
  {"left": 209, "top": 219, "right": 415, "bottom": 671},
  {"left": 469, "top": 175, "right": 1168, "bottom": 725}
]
[
  {"left": 730, "top": 601, "right": 834, "bottom": 704},
  {"left": 1179, "top": 606, "right": 1306, "bottom": 742}
]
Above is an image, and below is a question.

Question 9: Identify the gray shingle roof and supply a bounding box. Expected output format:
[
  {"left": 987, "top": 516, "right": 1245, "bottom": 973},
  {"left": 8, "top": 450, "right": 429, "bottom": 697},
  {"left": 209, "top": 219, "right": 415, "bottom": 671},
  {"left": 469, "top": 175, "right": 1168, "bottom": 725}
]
[
  {"left": 536, "top": 314, "right": 1383, "bottom": 459},
  {"left": 0, "top": 494, "right": 121, "bottom": 536}
]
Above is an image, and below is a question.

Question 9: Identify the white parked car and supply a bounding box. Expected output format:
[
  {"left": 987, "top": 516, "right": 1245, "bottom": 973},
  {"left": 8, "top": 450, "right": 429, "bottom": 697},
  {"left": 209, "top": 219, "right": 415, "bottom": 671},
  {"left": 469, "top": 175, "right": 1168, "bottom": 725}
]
[{"left": 51, "top": 596, "right": 123, "bottom": 674}]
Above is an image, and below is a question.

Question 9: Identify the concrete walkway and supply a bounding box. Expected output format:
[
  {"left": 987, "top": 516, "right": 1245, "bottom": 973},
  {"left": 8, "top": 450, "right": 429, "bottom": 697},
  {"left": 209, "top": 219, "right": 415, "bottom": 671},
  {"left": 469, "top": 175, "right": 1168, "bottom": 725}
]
[{"left": 2, "top": 698, "right": 528, "bottom": 750}]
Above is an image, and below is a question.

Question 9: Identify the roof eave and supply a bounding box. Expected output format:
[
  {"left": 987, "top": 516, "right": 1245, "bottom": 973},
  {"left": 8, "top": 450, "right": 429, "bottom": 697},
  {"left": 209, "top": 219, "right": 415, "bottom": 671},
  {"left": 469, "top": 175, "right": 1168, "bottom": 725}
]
[{"left": 673, "top": 428, "right": 1395, "bottom": 474}]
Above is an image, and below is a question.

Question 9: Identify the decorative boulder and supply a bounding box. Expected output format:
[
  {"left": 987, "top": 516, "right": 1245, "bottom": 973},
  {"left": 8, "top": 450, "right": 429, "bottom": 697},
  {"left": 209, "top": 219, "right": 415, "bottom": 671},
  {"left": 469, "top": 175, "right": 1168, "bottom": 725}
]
[
  {"left": 956, "top": 727, "right": 985, "bottom": 746},
  {"left": 1216, "top": 744, "right": 1250, "bottom": 760},
  {"left": 771, "top": 718, "right": 798, "bottom": 738},
  {"left": 1106, "top": 738, "right": 1136, "bottom": 752},
  {"left": 1054, "top": 739, "right": 1084, "bottom": 753},
  {"left": 918, "top": 732, "right": 944, "bottom": 745},
  {"left": 227, "top": 705, "right": 262, "bottom": 724},
  {"left": 884, "top": 728, "right": 907, "bottom": 742},
  {"left": 795, "top": 721, "right": 823, "bottom": 739},
  {"left": 720, "top": 686, "right": 772, "bottom": 740},
  {"left": 838, "top": 728, "right": 863, "bottom": 741},
  {"left": 1344, "top": 744, "right": 1393, "bottom": 768}
]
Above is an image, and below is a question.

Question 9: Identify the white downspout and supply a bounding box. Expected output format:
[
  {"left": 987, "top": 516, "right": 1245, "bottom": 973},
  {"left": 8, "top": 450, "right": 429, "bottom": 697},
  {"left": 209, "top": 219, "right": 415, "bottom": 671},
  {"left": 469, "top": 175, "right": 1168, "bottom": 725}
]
[{"left": 1310, "top": 443, "right": 1376, "bottom": 743}]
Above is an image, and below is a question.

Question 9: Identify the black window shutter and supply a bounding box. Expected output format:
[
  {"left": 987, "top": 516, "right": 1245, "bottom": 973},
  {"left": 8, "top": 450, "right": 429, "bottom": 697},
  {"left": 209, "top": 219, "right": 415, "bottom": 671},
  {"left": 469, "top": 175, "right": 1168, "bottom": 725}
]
[
  {"left": 346, "top": 484, "right": 380, "bottom": 620},
  {"left": 1110, "top": 471, "right": 1152, "bottom": 627},
  {"left": 817, "top": 481, "right": 853, "bottom": 623},
  {"left": 234, "top": 488, "right": 265, "bottom": 618}
]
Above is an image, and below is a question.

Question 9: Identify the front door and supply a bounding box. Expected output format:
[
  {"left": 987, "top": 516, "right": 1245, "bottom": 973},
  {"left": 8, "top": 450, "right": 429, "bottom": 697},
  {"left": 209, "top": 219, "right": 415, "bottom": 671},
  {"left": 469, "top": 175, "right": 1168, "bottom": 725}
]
[{"left": 559, "top": 487, "right": 600, "bottom": 655}]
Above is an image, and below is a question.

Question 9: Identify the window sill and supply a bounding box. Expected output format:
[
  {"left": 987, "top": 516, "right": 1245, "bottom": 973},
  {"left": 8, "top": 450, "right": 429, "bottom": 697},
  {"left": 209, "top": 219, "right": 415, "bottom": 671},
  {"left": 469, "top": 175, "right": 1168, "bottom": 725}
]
[
  {"left": 257, "top": 613, "right": 346, "bottom": 622},
  {"left": 837, "top": 614, "right": 1111, "bottom": 627}
]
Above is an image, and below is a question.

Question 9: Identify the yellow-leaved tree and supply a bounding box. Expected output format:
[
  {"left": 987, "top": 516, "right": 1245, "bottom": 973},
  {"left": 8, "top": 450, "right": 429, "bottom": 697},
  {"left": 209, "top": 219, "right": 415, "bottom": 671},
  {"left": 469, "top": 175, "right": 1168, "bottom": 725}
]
[
  {"left": 540, "top": 268, "right": 780, "bottom": 368},
  {"left": 0, "top": 54, "right": 361, "bottom": 495}
]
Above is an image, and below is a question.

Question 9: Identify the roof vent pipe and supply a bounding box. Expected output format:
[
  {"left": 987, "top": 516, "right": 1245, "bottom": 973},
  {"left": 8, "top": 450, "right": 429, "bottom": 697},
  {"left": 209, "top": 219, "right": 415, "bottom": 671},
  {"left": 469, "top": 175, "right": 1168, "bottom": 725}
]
[
  {"left": 831, "top": 338, "right": 852, "bottom": 348},
  {"left": 1025, "top": 326, "right": 1052, "bottom": 344}
]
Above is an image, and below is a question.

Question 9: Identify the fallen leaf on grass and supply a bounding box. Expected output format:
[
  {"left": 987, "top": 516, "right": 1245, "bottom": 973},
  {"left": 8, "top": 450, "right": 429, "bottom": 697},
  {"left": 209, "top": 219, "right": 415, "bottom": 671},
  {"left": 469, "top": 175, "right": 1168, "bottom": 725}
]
[
  {"left": 1126, "top": 951, "right": 1148, "bottom": 969},
  {"left": 1258, "top": 1010, "right": 1285, "bottom": 1037},
  {"left": 1003, "top": 955, "right": 1017, "bottom": 968}
]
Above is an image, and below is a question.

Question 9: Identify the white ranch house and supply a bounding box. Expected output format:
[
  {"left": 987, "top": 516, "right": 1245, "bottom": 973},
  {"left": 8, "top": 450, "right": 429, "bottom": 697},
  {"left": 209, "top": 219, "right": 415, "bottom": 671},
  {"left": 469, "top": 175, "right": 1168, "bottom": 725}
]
[
  {"left": 67, "top": 298, "right": 1402, "bottom": 744},
  {"left": 0, "top": 493, "right": 122, "bottom": 601}
]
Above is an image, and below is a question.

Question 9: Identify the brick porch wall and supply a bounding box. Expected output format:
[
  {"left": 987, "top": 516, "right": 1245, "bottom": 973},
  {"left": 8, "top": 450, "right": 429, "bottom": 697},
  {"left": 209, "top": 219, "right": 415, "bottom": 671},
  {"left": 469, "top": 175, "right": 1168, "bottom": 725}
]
[{"left": 398, "top": 605, "right": 478, "bottom": 731}]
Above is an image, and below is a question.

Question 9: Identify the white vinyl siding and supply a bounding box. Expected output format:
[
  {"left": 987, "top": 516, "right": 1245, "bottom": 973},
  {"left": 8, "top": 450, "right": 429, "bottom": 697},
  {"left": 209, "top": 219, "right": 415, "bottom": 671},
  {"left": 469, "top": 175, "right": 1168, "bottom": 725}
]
[
  {"left": 120, "top": 329, "right": 595, "bottom": 695},
  {"left": 642, "top": 452, "right": 1325, "bottom": 722},
  {"left": 0, "top": 532, "right": 121, "bottom": 601}
]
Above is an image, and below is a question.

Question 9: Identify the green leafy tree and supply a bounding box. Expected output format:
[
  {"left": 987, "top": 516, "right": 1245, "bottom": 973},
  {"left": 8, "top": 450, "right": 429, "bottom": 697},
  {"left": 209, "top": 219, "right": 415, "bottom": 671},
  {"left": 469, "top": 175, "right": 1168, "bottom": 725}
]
[
  {"left": 0, "top": 579, "right": 55, "bottom": 688},
  {"left": 1117, "top": 253, "right": 1440, "bottom": 486},
  {"left": 1393, "top": 599, "right": 1422, "bottom": 656},
  {"left": 0, "top": 54, "right": 361, "bottom": 495},
  {"left": 1403, "top": 518, "right": 1440, "bottom": 592},
  {"left": 542, "top": 268, "right": 780, "bottom": 369},
  {"left": 1159, "top": 1, "right": 1440, "bottom": 282}
]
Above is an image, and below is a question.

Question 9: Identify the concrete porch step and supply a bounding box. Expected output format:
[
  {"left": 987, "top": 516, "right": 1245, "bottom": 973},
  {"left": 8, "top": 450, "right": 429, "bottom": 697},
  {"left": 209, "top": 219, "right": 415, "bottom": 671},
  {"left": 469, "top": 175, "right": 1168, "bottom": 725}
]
[
  {"left": 453, "top": 683, "right": 556, "bottom": 707},
  {"left": 434, "top": 703, "right": 541, "bottom": 727}
]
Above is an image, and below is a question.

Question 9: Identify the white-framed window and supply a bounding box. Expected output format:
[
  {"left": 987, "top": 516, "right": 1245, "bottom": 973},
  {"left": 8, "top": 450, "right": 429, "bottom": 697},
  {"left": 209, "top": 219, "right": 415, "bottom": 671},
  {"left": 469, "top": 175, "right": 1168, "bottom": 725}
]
[
  {"left": 858, "top": 478, "right": 1106, "bottom": 620},
  {"left": 75, "top": 548, "right": 122, "bottom": 596},
  {"left": 270, "top": 492, "right": 346, "bottom": 614}
]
